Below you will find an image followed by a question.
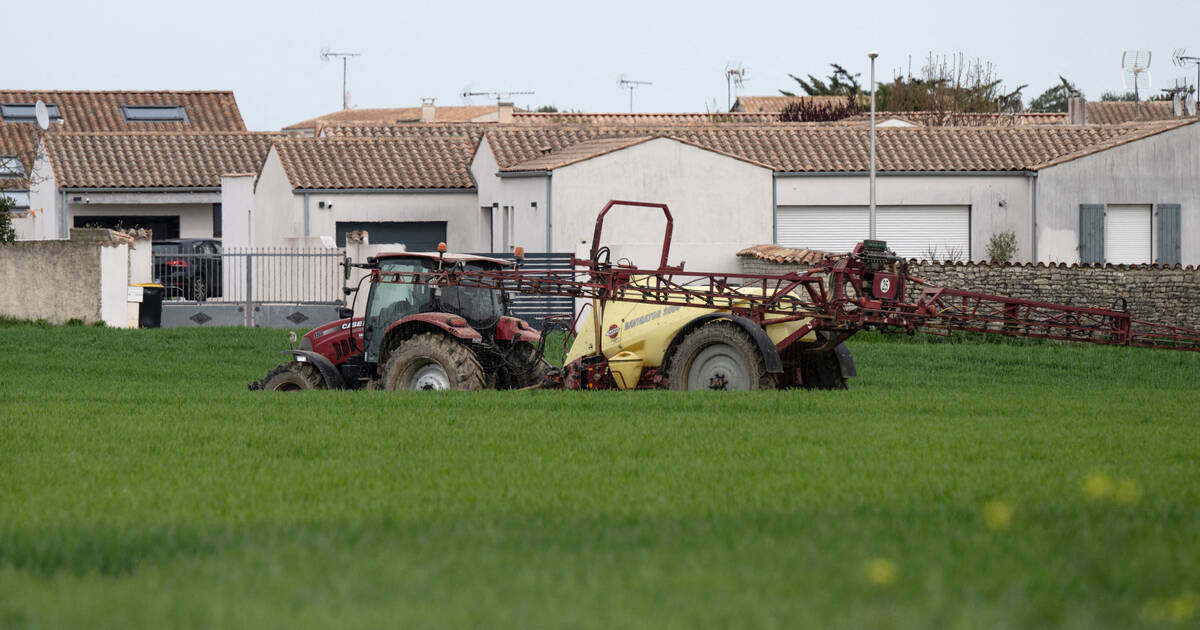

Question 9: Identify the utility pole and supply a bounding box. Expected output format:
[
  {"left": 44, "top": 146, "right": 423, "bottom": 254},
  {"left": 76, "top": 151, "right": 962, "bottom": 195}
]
[{"left": 320, "top": 49, "right": 361, "bottom": 110}]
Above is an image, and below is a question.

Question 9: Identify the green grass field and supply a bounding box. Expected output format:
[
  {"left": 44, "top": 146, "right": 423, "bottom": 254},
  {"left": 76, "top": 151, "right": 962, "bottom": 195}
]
[{"left": 1, "top": 321, "right": 1198, "bottom": 629}]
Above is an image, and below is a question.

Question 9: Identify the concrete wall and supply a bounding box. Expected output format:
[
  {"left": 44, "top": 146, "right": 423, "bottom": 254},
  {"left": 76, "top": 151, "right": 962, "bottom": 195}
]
[
  {"left": 775, "top": 173, "right": 1034, "bottom": 261},
  {"left": 0, "top": 232, "right": 133, "bottom": 325},
  {"left": 1036, "top": 123, "right": 1200, "bottom": 265},
  {"left": 543, "top": 138, "right": 774, "bottom": 272}
]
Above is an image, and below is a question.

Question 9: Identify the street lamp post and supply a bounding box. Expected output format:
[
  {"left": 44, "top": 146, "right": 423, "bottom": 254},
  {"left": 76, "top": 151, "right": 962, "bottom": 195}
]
[{"left": 868, "top": 51, "right": 879, "bottom": 240}]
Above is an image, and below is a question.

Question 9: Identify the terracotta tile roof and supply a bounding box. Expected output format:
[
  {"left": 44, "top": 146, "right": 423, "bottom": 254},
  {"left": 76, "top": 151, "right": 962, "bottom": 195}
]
[
  {"left": 483, "top": 121, "right": 1196, "bottom": 173},
  {"left": 45, "top": 132, "right": 281, "bottom": 189},
  {"left": 733, "top": 95, "right": 847, "bottom": 113},
  {"left": 511, "top": 112, "right": 781, "bottom": 125},
  {"left": 1084, "top": 101, "right": 1178, "bottom": 124},
  {"left": 320, "top": 123, "right": 488, "bottom": 144},
  {"left": 0, "top": 90, "right": 245, "bottom": 132},
  {"left": 284, "top": 106, "right": 500, "bottom": 131},
  {"left": 736, "top": 244, "right": 830, "bottom": 264},
  {"left": 274, "top": 136, "right": 476, "bottom": 189},
  {"left": 0, "top": 125, "right": 39, "bottom": 189},
  {"left": 504, "top": 136, "right": 654, "bottom": 171},
  {"left": 839, "top": 112, "right": 1069, "bottom": 127}
]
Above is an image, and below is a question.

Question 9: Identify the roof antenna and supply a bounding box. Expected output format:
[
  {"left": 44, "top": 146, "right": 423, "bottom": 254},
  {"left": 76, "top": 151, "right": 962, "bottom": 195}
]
[
  {"left": 618, "top": 74, "right": 652, "bottom": 113},
  {"left": 460, "top": 89, "right": 535, "bottom": 112},
  {"left": 724, "top": 62, "right": 749, "bottom": 112},
  {"left": 1121, "top": 50, "right": 1152, "bottom": 118},
  {"left": 34, "top": 100, "right": 50, "bottom": 131},
  {"left": 320, "top": 47, "right": 361, "bottom": 110},
  {"left": 1173, "top": 48, "right": 1200, "bottom": 114}
]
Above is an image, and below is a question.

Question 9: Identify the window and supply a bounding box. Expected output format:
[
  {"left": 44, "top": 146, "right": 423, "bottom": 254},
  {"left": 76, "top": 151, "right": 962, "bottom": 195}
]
[
  {"left": 1, "top": 190, "right": 30, "bottom": 210},
  {"left": 0, "top": 103, "right": 61, "bottom": 123},
  {"left": 0, "top": 156, "right": 24, "bottom": 177},
  {"left": 121, "top": 105, "right": 188, "bottom": 123}
]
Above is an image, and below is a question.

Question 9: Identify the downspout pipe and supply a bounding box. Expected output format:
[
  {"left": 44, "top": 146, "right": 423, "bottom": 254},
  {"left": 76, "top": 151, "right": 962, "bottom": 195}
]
[
  {"left": 303, "top": 192, "right": 310, "bottom": 238},
  {"left": 1030, "top": 172, "right": 1038, "bottom": 263},
  {"left": 545, "top": 175, "right": 552, "bottom": 253}
]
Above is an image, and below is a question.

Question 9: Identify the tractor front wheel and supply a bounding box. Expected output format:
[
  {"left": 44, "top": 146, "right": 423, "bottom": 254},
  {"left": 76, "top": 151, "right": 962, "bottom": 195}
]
[
  {"left": 382, "top": 333, "right": 485, "bottom": 391},
  {"left": 254, "top": 361, "right": 326, "bottom": 391},
  {"left": 666, "top": 321, "right": 775, "bottom": 391}
]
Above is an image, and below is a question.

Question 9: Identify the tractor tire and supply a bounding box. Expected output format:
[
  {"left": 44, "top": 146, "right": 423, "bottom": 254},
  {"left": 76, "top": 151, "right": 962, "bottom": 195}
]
[
  {"left": 799, "top": 348, "right": 848, "bottom": 390},
  {"left": 255, "top": 361, "right": 326, "bottom": 391},
  {"left": 666, "top": 321, "right": 776, "bottom": 391},
  {"left": 507, "top": 342, "right": 553, "bottom": 389},
  {"left": 381, "top": 333, "right": 485, "bottom": 391}
]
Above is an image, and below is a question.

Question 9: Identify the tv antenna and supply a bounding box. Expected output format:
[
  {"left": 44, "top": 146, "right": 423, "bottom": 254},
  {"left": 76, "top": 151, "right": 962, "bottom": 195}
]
[
  {"left": 320, "top": 47, "right": 361, "bottom": 110},
  {"left": 725, "top": 62, "right": 749, "bottom": 111},
  {"left": 1121, "top": 50, "right": 1152, "bottom": 117},
  {"left": 618, "top": 74, "right": 652, "bottom": 113},
  {"left": 1173, "top": 48, "right": 1200, "bottom": 100},
  {"left": 460, "top": 89, "right": 535, "bottom": 106}
]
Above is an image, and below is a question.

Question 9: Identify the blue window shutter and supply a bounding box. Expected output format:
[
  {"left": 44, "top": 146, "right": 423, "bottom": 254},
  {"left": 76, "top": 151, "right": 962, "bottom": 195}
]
[
  {"left": 1156, "top": 204, "right": 1181, "bottom": 266},
  {"left": 1079, "top": 204, "right": 1105, "bottom": 264}
]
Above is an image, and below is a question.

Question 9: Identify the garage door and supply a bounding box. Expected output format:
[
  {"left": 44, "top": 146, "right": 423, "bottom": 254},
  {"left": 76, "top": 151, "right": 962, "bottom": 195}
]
[
  {"left": 777, "top": 205, "right": 970, "bottom": 260},
  {"left": 335, "top": 221, "right": 447, "bottom": 250}
]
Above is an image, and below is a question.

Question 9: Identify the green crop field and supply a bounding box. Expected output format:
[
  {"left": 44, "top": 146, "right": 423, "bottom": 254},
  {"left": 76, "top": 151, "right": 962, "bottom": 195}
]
[{"left": 1, "top": 321, "right": 1198, "bottom": 629}]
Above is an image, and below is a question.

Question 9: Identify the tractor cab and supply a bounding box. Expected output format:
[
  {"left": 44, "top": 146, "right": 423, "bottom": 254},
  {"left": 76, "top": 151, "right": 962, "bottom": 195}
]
[{"left": 362, "top": 252, "right": 511, "bottom": 364}]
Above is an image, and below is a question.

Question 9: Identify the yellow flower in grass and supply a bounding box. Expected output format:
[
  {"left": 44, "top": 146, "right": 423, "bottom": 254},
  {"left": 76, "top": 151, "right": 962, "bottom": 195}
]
[
  {"left": 865, "top": 557, "right": 898, "bottom": 586},
  {"left": 1084, "top": 471, "right": 1115, "bottom": 500},
  {"left": 1142, "top": 593, "right": 1198, "bottom": 623},
  {"left": 982, "top": 500, "right": 1014, "bottom": 530}
]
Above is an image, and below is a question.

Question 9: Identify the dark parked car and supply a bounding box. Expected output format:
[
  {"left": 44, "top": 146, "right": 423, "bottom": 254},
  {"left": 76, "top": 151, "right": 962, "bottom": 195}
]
[{"left": 152, "top": 239, "right": 223, "bottom": 301}]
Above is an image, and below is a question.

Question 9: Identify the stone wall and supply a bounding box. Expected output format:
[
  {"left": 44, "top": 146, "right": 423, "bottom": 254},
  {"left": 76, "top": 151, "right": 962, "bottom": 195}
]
[{"left": 739, "top": 256, "right": 1200, "bottom": 331}]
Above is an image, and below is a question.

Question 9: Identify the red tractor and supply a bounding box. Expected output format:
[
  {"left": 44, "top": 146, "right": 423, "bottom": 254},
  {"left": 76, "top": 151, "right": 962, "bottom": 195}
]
[{"left": 251, "top": 250, "right": 546, "bottom": 391}]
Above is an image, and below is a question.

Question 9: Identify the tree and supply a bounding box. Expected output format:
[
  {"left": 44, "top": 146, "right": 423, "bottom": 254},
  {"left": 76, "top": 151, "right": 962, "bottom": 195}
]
[
  {"left": 1028, "top": 76, "right": 1083, "bottom": 113},
  {"left": 778, "top": 95, "right": 861, "bottom": 122},
  {"left": 535, "top": 105, "right": 558, "bottom": 113},
  {"left": 1100, "top": 90, "right": 1137, "bottom": 101},
  {"left": 781, "top": 63, "right": 862, "bottom": 97},
  {"left": 872, "top": 53, "right": 1027, "bottom": 124},
  {"left": 0, "top": 196, "right": 15, "bottom": 243}
]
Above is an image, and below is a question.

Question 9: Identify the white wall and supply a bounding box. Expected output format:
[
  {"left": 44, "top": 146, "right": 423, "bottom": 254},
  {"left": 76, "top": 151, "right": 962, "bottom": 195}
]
[
  {"left": 1036, "top": 122, "right": 1200, "bottom": 265},
  {"left": 16, "top": 147, "right": 60, "bottom": 240},
  {"left": 775, "top": 174, "right": 1034, "bottom": 261},
  {"left": 251, "top": 150, "right": 301, "bottom": 247},
  {"left": 494, "top": 175, "right": 550, "bottom": 253},
  {"left": 99, "top": 243, "right": 129, "bottom": 328},
  {"left": 540, "top": 138, "right": 774, "bottom": 273},
  {"left": 220, "top": 174, "right": 256, "bottom": 248}
]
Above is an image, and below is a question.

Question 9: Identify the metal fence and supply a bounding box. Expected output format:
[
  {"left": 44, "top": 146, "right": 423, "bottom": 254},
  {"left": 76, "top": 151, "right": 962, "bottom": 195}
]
[{"left": 153, "top": 248, "right": 347, "bottom": 304}]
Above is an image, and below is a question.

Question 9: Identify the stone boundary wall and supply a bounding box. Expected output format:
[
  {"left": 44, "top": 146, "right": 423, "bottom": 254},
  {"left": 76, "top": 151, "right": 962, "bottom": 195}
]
[{"left": 739, "top": 257, "right": 1200, "bottom": 331}]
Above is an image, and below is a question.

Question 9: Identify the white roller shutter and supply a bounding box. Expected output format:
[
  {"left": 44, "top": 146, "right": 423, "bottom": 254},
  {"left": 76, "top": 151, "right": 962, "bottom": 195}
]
[
  {"left": 1104, "top": 204, "right": 1151, "bottom": 264},
  {"left": 777, "top": 205, "right": 969, "bottom": 259}
]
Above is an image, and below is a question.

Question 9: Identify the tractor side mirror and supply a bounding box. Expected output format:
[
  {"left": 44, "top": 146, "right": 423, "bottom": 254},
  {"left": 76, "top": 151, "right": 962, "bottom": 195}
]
[
  {"left": 342, "top": 286, "right": 358, "bottom": 296},
  {"left": 342, "top": 256, "right": 352, "bottom": 281},
  {"left": 336, "top": 306, "right": 353, "bottom": 320}
]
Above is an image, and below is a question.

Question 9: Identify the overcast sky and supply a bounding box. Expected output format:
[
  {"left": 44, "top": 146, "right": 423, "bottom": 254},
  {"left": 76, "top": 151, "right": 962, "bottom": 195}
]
[{"left": 7, "top": 0, "right": 1200, "bottom": 130}]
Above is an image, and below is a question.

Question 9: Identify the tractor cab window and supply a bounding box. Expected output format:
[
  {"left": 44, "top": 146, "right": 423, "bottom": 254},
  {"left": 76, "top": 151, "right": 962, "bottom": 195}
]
[
  {"left": 367, "top": 259, "right": 432, "bottom": 331},
  {"left": 439, "top": 262, "right": 504, "bottom": 329}
]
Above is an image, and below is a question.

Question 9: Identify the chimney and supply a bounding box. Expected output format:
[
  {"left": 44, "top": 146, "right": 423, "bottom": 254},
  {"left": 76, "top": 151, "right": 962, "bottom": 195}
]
[
  {"left": 498, "top": 101, "right": 514, "bottom": 124},
  {"left": 1068, "top": 97, "right": 1086, "bottom": 125},
  {"left": 1173, "top": 92, "right": 1185, "bottom": 117},
  {"left": 420, "top": 97, "right": 436, "bottom": 123}
]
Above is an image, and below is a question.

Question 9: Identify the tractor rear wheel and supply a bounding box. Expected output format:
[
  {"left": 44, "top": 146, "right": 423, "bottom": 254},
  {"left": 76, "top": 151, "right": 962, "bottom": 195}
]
[
  {"left": 506, "top": 342, "right": 553, "bottom": 389},
  {"left": 666, "top": 321, "right": 775, "bottom": 391},
  {"left": 256, "top": 361, "right": 326, "bottom": 391},
  {"left": 382, "top": 333, "right": 485, "bottom": 391}
]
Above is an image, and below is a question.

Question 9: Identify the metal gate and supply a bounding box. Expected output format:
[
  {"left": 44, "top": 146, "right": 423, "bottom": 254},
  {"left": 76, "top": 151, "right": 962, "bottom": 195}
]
[
  {"left": 473, "top": 252, "right": 577, "bottom": 328},
  {"left": 157, "top": 248, "right": 347, "bottom": 328}
]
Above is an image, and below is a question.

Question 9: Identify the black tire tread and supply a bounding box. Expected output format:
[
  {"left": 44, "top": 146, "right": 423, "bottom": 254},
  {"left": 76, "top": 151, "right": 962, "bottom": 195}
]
[
  {"left": 665, "top": 321, "right": 775, "bottom": 391},
  {"left": 254, "top": 361, "right": 325, "bottom": 391},
  {"left": 382, "top": 332, "right": 485, "bottom": 391}
]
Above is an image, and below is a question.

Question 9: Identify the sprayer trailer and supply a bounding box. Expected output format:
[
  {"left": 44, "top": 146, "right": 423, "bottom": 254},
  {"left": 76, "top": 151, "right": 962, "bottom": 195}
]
[{"left": 255, "top": 200, "right": 1200, "bottom": 393}]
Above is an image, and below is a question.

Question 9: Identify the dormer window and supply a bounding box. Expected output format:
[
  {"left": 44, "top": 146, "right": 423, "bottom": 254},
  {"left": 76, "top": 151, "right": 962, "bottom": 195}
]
[
  {"left": 122, "top": 105, "right": 188, "bottom": 122},
  {"left": 0, "top": 156, "right": 24, "bottom": 177},
  {"left": 0, "top": 103, "right": 61, "bottom": 123}
]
